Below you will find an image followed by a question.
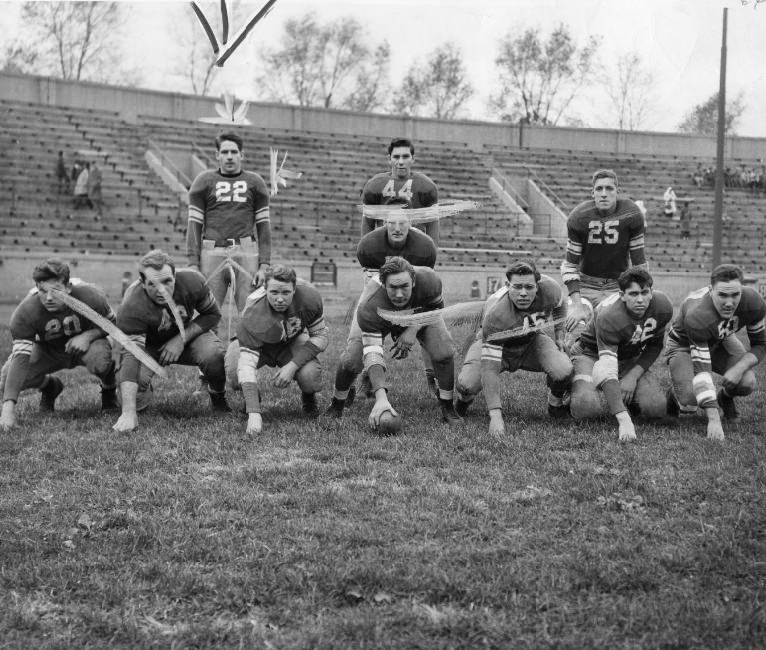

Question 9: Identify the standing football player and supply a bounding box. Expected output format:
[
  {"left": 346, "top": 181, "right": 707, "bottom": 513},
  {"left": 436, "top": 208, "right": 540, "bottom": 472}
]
[
  {"left": 346, "top": 256, "right": 461, "bottom": 429},
  {"left": 569, "top": 268, "right": 673, "bottom": 441},
  {"left": 561, "top": 169, "right": 647, "bottom": 348},
  {"left": 325, "top": 211, "right": 438, "bottom": 417},
  {"left": 456, "top": 260, "right": 572, "bottom": 435},
  {"left": 112, "top": 250, "right": 229, "bottom": 433},
  {"left": 0, "top": 259, "right": 117, "bottom": 430},
  {"left": 361, "top": 137, "right": 439, "bottom": 244},
  {"left": 186, "top": 132, "right": 272, "bottom": 327},
  {"left": 224, "top": 265, "right": 329, "bottom": 435},
  {"left": 665, "top": 264, "right": 766, "bottom": 440}
]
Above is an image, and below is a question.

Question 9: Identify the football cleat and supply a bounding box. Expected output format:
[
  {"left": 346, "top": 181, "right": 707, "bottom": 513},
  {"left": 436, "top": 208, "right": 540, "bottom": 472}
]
[
  {"left": 547, "top": 402, "right": 571, "bottom": 419},
  {"left": 210, "top": 392, "right": 231, "bottom": 412},
  {"left": 101, "top": 388, "right": 119, "bottom": 411},
  {"left": 302, "top": 392, "right": 320, "bottom": 417},
  {"left": 455, "top": 399, "right": 471, "bottom": 417},
  {"left": 717, "top": 389, "right": 739, "bottom": 422},
  {"left": 324, "top": 397, "right": 345, "bottom": 419},
  {"left": 440, "top": 399, "right": 463, "bottom": 425},
  {"left": 40, "top": 376, "right": 64, "bottom": 412}
]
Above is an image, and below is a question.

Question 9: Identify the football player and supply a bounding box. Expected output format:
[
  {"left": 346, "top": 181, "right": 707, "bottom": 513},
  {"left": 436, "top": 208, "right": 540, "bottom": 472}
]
[
  {"left": 665, "top": 264, "right": 766, "bottom": 440},
  {"left": 456, "top": 260, "right": 572, "bottom": 435},
  {"left": 0, "top": 258, "right": 117, "bottom": 430},
  {"left": 112, "top": 249, "right": 229, "bottom": 433},
  {"left": 326, "top": 211, "right": 438, "bottom": 416},
  {"left": 186, "top": 132, "right": 272, "bottom": 323},
  {"left": 569, "top": 268, "right": 673, "bottom": 441},
  {"left": 335, "top": 256, "right": 461, "bottom": 428},
  {"left": 361, "top": 137, "right": 439, "bottom": 244},
  {"left": 224, "top": 265, "right": 329, "bottom": 435},
  {"left": 561, "top": 169, "right": 647, "bottom": 347}
]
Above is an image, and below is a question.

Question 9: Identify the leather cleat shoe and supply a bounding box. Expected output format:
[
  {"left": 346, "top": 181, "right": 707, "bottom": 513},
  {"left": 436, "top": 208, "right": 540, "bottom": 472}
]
[
  {"left": 717, "top": 389, "right": 739, "bottom": 422},
  {"left": 302, "top": 393, "right": 320, "bottom": 417},
  {"left": 455, "top": 399, "right": 471, "bottom": 417},
  {"left": 547, "top": 402, "right": 571, "bottom": 419},
  {"left": 440, "top": 400, "right": 463, "bottom": 425},
  {"left": 40, "top": 376, "right": 64, "bottom": 412},
  {"left": 324, "top": 398, "right": 345, "bottom": 419},
  {"left": 101, "top": 388, "right": 119, "bottom": 411},
  {"left": 210, "top": 392, "right": 232, "bottom": 412}
]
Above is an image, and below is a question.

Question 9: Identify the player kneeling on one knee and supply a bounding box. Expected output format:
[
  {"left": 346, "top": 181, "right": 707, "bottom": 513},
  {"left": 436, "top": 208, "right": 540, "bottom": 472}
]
[
  {"left": 226, "top": 265, "right": 328, "bottom": 435},
  {"left": 456, "top": 260, "right": 572, "bottom": 437},
  {"left": 569, "top": 268, "right": 673, "bottom": 441},
  {"left": 664, "top": 263, "right": 766, "bottom": 441},
  {"left": 0, "top": 258, "right": 117, "bottom": 430}
]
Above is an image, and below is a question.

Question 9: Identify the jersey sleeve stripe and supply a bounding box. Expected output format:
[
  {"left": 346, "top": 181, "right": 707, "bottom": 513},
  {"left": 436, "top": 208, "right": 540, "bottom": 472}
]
[
  {"left": 481, "top": 343, "right": 503, "bottom": 361},
  {"left": 11, "top": 340, "right": 34, "bottom": 356}
]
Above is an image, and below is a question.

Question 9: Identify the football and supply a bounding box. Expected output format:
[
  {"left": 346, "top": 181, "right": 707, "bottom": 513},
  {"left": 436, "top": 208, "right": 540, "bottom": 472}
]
[{"left": 375, "top": 409, "right": 403, "bottom": 436}]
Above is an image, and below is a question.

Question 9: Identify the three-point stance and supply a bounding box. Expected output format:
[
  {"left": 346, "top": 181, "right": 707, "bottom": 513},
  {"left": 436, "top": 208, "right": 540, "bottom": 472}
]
[
  {"left": 569, "top": 268, "right": 673, "bottom": 441},
  {"left": 225, "top": 265, "right": 329, "bottom": 435}
]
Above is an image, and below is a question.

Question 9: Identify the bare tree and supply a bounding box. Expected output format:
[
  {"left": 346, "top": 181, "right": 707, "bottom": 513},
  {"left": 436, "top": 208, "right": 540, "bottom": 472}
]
[
  {"left": 16, "top": 2, "right": 122, "bottom": 82},
  {"left": 257, "top": 13, "right": 390, "bottom": 110},
  {"left": 343, "top": 43, "right": 391, "bottom": 112},
  {"left": 604, "top": 52, "right": 655, "bottom": 131},
  {"left": 393, "top": 43, "right": 473, "bottom": 119},
  {"left": 678, "top": 92, "right": 745, "bottom": 136},
  {"left": 490, "top": 24, "right": 600, "bottom": 125}
]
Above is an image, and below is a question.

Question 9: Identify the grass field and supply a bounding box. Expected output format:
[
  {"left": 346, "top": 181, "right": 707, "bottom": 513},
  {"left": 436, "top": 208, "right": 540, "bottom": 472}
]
[{"left": 1, "top": 316, "right": 765, "bottom": 649}]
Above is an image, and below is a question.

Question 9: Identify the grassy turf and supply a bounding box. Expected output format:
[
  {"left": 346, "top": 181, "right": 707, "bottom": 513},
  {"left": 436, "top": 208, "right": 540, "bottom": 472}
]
[{"left": 1, "top": 319, "right": 765, "bottom": 649}]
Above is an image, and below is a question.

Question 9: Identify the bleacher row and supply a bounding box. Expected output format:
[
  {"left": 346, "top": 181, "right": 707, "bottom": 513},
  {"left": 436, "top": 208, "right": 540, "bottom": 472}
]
[{"left": 3, "top": 98, "right": 766, "bottom": 275}]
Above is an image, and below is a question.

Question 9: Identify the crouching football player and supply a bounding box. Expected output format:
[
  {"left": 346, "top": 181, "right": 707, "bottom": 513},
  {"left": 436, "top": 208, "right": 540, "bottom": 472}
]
[
  {"left": 0, "top": 258, "right": 117, "bottom": 430},
  {"left": 113, "top": 249, "right": 229, "bottom": 433},
  {"left": 456, "top": 260, "right": 572, "bottom": 436},
  {"left": 225, "top": 265, "right": 328, "bottom": 435},
  {"left": 665, "top": 264, "right": 766, "bottom": 440},
  {"left": 569, "top": 268, "right": 673, "bottom": 441}
]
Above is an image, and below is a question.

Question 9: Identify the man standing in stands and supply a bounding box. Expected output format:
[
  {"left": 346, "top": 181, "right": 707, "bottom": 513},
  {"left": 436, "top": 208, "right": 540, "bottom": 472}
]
[
  {"left": 186, "top": 132, "right": 272, "bottom": 331},
  {"left": 112, "top": 249, "right": 230, "bottom": 433},
  {"left": 325, "top": 211, "right": 438, "bottom": 417},
  {"left": 361, "top": 137, "right": 440, "bottom": 245},
  {"left": 0, "top": 259, "right": 117, "bottom": 430},
  {"left": 55, "top": 151, "right": 70, "bottom": 195},
  {"left": 561, "top": 169, "right": 647, "bottom": 348},
  {"left": 88, "top": 159, "right": 104, "bottom": 218},
  {"left": 225, "top": 265, "right": 329, "bottom": 435},
  {"left": 665, "top": 264, "right": 766, "bottom": 440}
]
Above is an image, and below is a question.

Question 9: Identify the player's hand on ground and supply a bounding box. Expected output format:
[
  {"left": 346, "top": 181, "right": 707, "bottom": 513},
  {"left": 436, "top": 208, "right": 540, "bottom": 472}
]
[
  {"left": 565, "top": 303, "right": 588, "bottom": 333},
  {"left": 64, "top": 332, "right": 91, "bottom": 355},
  {"left": 246, "top": 413, "right": 263, "bottom": 435},
  {"left": 369, "top": 399, "right": 396, "bottom": 429},
  {"left": 620, "top": 375, "right": 638, "bottom": 407},
  {"left": 391, "top": 327, "right": 417, "bottom": 360},
  {"left": 272, "top": 363, "right": 297, "bottom": 388},
  {"left": 158, "top": 337, "right": 184, "bottom": 365},
  {"left": 488, "top": 412, "right": 506, "bottom": 438},
  {"left": 707, "top": 420, "right": 725, "bottom": 441},
  {"left": 113, "top": 412, "right": 138, "bottom": 433},
  {"left": 0, "top": 403, "right": 16, "bottom": 430},
  {"left": 618, "top": 418, "right": 636, "bottom": 442}
]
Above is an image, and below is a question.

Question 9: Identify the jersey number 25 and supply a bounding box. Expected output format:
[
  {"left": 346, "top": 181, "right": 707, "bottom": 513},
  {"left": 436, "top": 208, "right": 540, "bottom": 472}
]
[{"left": 587, "top": 220, "right": 619, "bottom": 244}]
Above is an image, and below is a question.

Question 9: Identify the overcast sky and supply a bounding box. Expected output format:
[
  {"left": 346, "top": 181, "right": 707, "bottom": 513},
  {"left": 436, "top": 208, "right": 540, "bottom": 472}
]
[{"left": 4, "top": 0, "right": 766, "bottom": 136}]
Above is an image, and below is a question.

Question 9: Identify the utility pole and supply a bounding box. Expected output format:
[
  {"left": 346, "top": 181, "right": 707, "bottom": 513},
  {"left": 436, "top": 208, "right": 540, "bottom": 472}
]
[{"left": 712, "top": 7, "right": 727, "bottom": 268}]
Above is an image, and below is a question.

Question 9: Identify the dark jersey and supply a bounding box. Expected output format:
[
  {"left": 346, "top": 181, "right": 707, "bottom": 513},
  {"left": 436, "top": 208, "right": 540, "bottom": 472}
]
[
  {"left": 561, "top": 198, "right": 646, "bottom": 294},
  {"left": 362, "top": 170, "right": 438, "bottom": 240},
  {"left": 356, "top": 226, "right": 437, "bottom": 270},
  {"left": 579, "top": 290, "right": 673, "bottom": 366},
  {"left": 238, "top": 282, "right": 328, "bottom": 368}
]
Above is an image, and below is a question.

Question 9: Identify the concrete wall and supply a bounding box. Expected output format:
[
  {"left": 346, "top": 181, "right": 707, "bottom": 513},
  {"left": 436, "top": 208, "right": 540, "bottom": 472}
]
[{"left": 3, "top": 72, "right": 765, "bottom": 159}]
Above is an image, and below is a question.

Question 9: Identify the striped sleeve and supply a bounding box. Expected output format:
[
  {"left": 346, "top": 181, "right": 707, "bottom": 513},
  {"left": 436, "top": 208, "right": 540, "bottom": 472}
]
[
  {"left": 561, "top": 238, "right": 582, "bottom": 293},
  {"left": 1, "top": 339, "right": 35, "bottom": 402},
  {"left": 689, "top": 341, "right": 717, "bottom": 408}
]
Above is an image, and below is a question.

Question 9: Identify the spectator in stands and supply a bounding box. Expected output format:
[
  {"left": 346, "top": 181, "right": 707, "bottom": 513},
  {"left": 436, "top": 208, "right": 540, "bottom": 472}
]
[
  {"left": 186, "top": 132, "right": 272, "bottom": 338},
  {"left": 663, "top": 185, "right": 677, "bottom": 220},
  {"left": 0, "top": 258, "right": 118, "bottom": 431},
  {"left": 71, "top": 160, "right": 82, "bottom": 191},
  {"left": 665, "top": 264, "right": 766, "bottom": 440},
  {"left": 361, "top": 137, "right": 439, "bottom": 244},
  {"left": 88, "top": 159, "right": 103, "bottom": 218},
  {"left": 55, "top": 151, "right": 70, "bottom": 195},
  {"left": 679, "top": 201, "right": 692, "bottom": 239},
  {"left": 73, "top": 162, "right": 91, "bottom": 209},
  {"left": 692, "top": 164, "right": 704, "bottom": 188},
  {"left": 112, "top": 249, "right": 230, "bottom": 433},
  {"left": 560, "top": 169, "right": 647, "bottom": 351}
]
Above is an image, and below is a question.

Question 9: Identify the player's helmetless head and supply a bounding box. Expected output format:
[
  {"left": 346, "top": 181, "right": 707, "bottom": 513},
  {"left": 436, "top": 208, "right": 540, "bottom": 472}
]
[
  {"left": 264, "top": 265, "right": 297, "bottom": 312},
  {"left": 379, "top": 256, "right": 415, "bottom": 308},
  {"left": 139, "top": 249, "right": 176, "bottom": 305},
  {"left": 33, "top": 259, "right": 72, "bottom": 312},
  {"left": 385, "top": 214, "right": 411, "bottom": 247},
  {"left": 618, "top": 268, "right": 654, "bottom": 318},
  {"left": 505, "top": 261, "right": 540, "bottom": 310},
  {"left": 591, "top": 169, "right": 619, "bottom": 213},
  {"left": 710, "top": 264, "right": 744, "bottom": 318},
  {"left": 215, "top": 132, "right": 244, "bottom": 175},
  {"left": 388, "top": 138, "right": 415, "bottom": 179}
]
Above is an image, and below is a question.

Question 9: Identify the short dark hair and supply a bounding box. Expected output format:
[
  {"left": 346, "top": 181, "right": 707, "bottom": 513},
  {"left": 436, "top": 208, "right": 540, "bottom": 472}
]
[
  {"left": 710, "top": 263, "right": 744, "bottom": 286},
  {"left": 388, "top": 138, "right": 415, "bottom": 156},
  {"left": 505, "top": 260, "right": 541, "bottom": 283},
  {"left": 379, "top": 256, "right": 415, "bottom": 284},
  {"left": 139, "top": 249, "right": 175, "bottom": 281},
  {"left": 33, "top": 258, "right": 70, "bottom": 285},
  {"left": 618, "top": 267, "right": 654, "bottom": 291},
  {"left": 265, "top": 264, "right": 297, "bottom": 287},
  {"left": 215, "top": 132, "right": 244, "bottom": 152},
  {"left": 592, "top": 169, "right": 619, "bottom": 187}
]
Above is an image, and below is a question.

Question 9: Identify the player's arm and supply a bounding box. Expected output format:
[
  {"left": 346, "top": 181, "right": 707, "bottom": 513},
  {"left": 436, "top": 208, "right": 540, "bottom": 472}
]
[
  {"left": 721, "top": 315, "right": 766, "bottom": 393},
  {"left": 561, "top": 222, "right": 588, "bottom": 331},
  {"left": 188, "top": 281, "right": 222, "bottom": 337},
  {"left": 687, "top": 329, "right": 724, "bottom": 439},
  {"left": 550, "top": 282, "right": 568, "bottom": 349},
  {"left": 480, "top": 340, "right": 506, "bottom": 436},
  {"left": 360, "top": 181, "right": 379, "bottom": 237},
  {"left": 628, "top": 211, "right": 648, "bottom": 269},
  {"left": 421, "top": 183, "right": 439, "bottom": 245},
  {"left": 186, "top": 175, "right": 207, "bottom": 269},
  {"left": 0, "top": 337, "right": 35, "bottom": 429},
  {"left": 252, "top": 186, "right": 272, "bottom": 287},
  {"left": 291, "top": 313, "right": 329, "bottom": 368}
]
